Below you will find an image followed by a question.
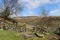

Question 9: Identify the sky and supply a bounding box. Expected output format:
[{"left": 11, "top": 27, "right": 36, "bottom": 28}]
[
  {"left": 0, "top": 0, "right": 60, "bottom": 16},
  {"left": 19, "top": 0, "right": 60, "bottom": 16}
]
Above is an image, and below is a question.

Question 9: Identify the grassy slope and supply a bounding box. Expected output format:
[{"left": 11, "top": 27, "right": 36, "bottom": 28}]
[
  {"left": 0, "top": 30, "right": 47, "bottom": 40},
  {"left": 0, "top": 16, "right": 59, "bottom": 40},
  {"left": 15, "top": 16, "right": 60, "bottom": 27},
  {"left": 0, "top": 30, "right": 23, "bottom": 40},
  {"left": 0, "top": 30, "right": 53, "bottom": 40}
]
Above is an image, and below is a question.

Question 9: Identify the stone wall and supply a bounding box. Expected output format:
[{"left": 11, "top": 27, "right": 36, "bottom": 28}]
[
  {"left": 0, "top": 18, "right": 18, "bottom": 31},
  {"left": 0, "top": 18, "right": 48, "bottom": 33}
]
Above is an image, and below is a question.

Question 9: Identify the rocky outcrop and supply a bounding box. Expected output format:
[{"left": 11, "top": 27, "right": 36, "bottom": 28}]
[
  {"left": 55, "top": 28, "right": 60, "bottom": 36},
  {"left": 0, "top": 18, "right": 18, "bottom": 31}
]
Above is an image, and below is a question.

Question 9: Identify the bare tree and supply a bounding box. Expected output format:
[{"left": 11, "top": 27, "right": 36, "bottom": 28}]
[
  {"left": 0, "top": 0, "right": 24, "bottom": 29},
  {"left": 41, "top": 7, "right": 49, "bottom": 27},
  {"left": 38, "top": 7, "right": 49, "bottom": 27},
  {"left": 41, "top": 7, "right": 48, "bottom": 17},
  {"left": 0, "top": 0, "right": 24, "bottom": 18}
]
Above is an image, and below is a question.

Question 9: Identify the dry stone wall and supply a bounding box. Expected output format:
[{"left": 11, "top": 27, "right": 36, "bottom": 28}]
[{"left": 0, "top": 18, "right": 19, "bottom": 31}]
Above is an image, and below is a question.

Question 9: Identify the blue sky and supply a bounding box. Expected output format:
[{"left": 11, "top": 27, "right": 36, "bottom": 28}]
[
  {"left": 0, "top": 0, "right": 60, "bottom": 16},
  {"left": 20, "top": 0, "right": 60, "bottom": 16},
  {"left": 22, "top": 4, "right": 59, "bottom": 16}
]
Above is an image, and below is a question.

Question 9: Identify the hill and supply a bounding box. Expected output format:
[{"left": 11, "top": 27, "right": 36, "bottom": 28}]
[
  {"left": 15, "top": 16, "right": 60, "bottom": 27},
  {"left": 15, "top": 16, "right": 60, "bottom": 32},
  {"left": 0, "top": 30, "right": 23, "bottom": 40},
  {"left": 0, "top": 16, "right": 60, "bottom": 40}
]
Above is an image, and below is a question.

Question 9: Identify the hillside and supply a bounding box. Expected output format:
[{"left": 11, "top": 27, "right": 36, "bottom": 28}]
[
  {"left": 15, "top": 16, "right": 60, "bottom": 32},
  {"left": 0, "top": 30, "right": 23, "bottom": 40},
  {"left": 15, "top": 16, "right": 60, "bottom": 27},
  {"left": 0, "top": 16, "right": 60, "bottom": 32},
  {"left": 0, "top": 16, "right": 60, "bottom": 40}
]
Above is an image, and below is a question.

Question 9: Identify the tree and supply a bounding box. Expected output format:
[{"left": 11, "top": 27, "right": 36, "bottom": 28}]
[
  {"left": 41, "top": 7, "right": 48, "bottom": 17},
  {"left": 41, "top": 7, "right": 48, "bottom": 27},
  {"left": 0, "top": 0, "right": 24, "bottom": 29},
  {"left": 0, "top": 0, "right": 24, "bottom": 18},
  {"left": 38, "top": 7, "right": 49, "bottom": 27}
]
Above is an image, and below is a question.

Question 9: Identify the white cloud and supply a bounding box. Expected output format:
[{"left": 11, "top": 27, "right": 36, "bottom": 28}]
[
  {"left": 26, "top": 10, "right": 39, "bottom": 16},
  {"left": 20, "top": 0, "right": 51, "bottom": 10},
  {"left": 18, "top": 0, "right": 60, "bottom": 16},
  {"left": 19, "top": 0, "right": 60, "bottom": 10},
  {"left": 49, "top": 9, "right": 60, "bottom": 16},
  {"left": 50, "top": 9, "right": 60, "bottom": 14},
  {"left": 27, "top": 11, "right": 33, "bottom": 14}
]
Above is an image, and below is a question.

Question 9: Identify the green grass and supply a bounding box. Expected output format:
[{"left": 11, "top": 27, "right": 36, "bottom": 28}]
[
  {"left": 0, "top": 30, "right": 23, "bottom": 40},
  {"left": 0, "top": 30, "right": 55, "bottom": 40}
]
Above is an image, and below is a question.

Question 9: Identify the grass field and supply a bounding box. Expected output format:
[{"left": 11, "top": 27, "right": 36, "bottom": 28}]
[
  {"left": 0, "top": 30, "right": 24, "bottom": 40},
  {"left": 0, "top": 29, "right": 58, "bottom": 40},
  {"left": 0, "top": 16, "right": 59, "bottom": 40}
]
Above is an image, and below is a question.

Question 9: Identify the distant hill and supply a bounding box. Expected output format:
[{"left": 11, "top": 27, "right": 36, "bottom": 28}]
[
  {"left": 15, "top": 16, "right": 60, "bottom": 26},
  {"left": 0, "top": 16, "right": 60, "bottom": 33}
]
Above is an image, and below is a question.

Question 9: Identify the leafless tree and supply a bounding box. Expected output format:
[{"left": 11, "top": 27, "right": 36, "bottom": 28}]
[
  {"left": 38, "top": 7, "right": 49, "bottom": 27},
  {"left": 0, "top": 0, "right": 24, "bottom": 18},
  {"left": 41, "top": 7, "right": 48, "bottom": 17},
  {"left": 0, "top": 0, "right": 24, "bottom": 28}
]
